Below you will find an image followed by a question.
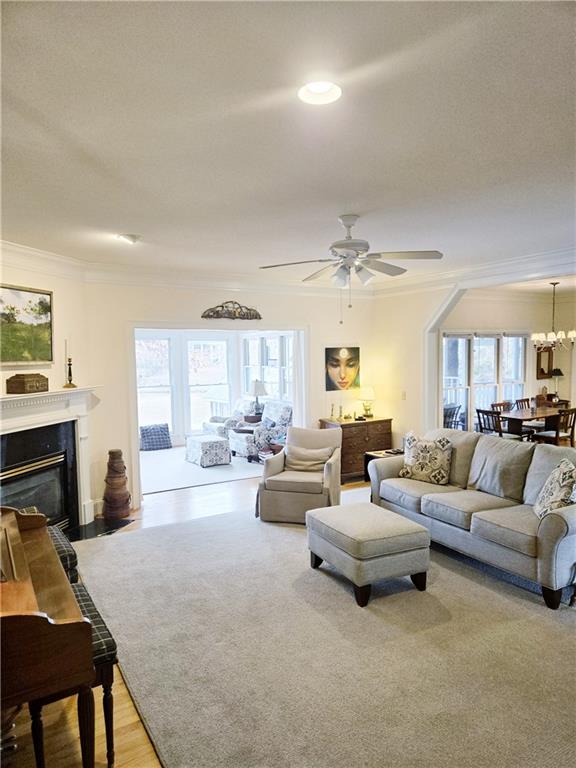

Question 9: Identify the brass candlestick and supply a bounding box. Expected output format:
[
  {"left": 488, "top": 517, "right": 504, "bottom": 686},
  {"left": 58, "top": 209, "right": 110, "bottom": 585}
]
[{"left": 63, "top": 357, "right": 77, "bottom": 389}]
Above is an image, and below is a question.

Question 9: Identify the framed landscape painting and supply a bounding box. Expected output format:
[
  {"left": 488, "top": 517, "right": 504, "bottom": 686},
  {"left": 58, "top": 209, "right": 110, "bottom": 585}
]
[{"left": 0, "top": 284, "right": 53, "bottom": 364}]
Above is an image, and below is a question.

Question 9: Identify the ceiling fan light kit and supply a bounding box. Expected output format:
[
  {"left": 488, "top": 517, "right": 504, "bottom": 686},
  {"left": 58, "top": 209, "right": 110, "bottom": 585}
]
[{"left": 260, "top": 214, "right": 443, "bottom": 289}]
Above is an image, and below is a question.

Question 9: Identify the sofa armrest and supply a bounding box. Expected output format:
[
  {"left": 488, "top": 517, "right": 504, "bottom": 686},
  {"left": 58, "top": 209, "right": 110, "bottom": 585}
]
[
  {"left": 323, "top": 447, "right": 341, "bottom": 506},
  {"left": 367, "top": 456, "right": 404, "bottom": 504},
  {"left": 263, "top": 449, "right": 285, "bottom": 480},
  {"left": 537, "top": 504, "right": 576, "bottom": 590}
]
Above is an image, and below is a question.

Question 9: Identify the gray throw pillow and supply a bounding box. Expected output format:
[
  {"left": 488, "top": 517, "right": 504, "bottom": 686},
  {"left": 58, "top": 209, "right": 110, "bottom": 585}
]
[
  {"left": 399, "top": 431, "right": 453, "bottom": 485},
  {"left": 285, "top": 445, "right": 334, "bottom": 472},
  {"left": 533, "top": 459, "right": 576, "bottom": 518}
]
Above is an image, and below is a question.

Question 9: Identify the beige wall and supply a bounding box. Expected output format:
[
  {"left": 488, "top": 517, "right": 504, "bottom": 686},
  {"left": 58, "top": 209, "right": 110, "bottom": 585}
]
[
  {"left": 4, "top": 252, "right": 571, "bottom": 510},
  {"left": 443, "top": 288, "right": 575, "bottom": 400},
  {"left": 1, "top": 259, "right": 384, "bottom": 504}
]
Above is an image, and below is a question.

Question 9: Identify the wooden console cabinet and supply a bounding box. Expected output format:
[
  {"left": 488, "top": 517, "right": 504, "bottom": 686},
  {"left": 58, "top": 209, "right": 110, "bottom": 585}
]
[{"left": 319, "top": 418, "right": 392, "bottom": 482}]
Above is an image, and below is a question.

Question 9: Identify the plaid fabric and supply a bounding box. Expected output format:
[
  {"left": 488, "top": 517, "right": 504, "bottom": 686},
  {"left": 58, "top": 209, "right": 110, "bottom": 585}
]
[
  {"left": 72, "top": 583, "right": 118, "bottom": 665},
  {"left": 47, "top": 525, "right": 79, "bottom": 583},
  {"left": 140, "top": 423, "right": 172, "bottom": 451}
]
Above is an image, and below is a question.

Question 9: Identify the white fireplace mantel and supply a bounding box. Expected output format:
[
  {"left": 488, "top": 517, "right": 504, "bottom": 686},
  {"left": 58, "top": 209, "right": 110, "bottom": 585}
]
[{"left": 0, "top": 386, "right": 102, "bottom": 526}]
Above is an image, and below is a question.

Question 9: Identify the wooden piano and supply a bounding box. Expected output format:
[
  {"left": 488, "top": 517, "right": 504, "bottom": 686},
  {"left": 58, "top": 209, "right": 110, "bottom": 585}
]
[{"left": 1, "top": 506, "right": 96, "bottom": 767}]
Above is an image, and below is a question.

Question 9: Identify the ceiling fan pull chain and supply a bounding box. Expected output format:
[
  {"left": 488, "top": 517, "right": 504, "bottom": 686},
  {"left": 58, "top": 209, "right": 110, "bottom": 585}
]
[
  {"left": 339, "top": 287, "right": 343, "bottom": 325},
  {"left": 348, "top": 275, "right": 352, "bottom": 309}
]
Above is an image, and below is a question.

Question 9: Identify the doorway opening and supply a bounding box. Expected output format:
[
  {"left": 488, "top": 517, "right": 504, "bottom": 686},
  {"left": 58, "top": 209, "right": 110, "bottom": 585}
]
[{"left": 134, "top": 328, "right": 298, "bottom": 494}]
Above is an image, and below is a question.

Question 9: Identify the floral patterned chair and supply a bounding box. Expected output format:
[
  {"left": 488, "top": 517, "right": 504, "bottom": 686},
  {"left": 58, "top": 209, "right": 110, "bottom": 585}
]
[
  {"left": 229, "top": 401, "right": 293, "bottom": 462},
  {"left": 202, "top": 398, "right": 258, "bottom": 438}
]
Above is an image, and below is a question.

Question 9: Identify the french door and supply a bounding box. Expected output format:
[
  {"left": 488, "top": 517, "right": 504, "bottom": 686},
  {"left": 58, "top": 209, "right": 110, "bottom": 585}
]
[{"left": 135, "top": 330, "right": 236, "bottom": 444}]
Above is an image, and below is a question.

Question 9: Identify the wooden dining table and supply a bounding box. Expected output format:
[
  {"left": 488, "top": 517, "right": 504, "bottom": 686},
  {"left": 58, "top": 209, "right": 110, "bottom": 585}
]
[{"left": 499, "top": 406, "right": 562, "bottom": 436}]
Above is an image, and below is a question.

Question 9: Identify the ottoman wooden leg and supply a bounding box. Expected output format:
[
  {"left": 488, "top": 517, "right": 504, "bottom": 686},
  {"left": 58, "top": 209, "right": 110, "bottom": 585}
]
[
  {"left": 310, "top": 552, "right": 323, "bottom": 569},
  {"left": 353, "top": 584, "right": 371, "bottom": 607},
  {"left": 410, "top": 572, "right": 427, "bottom": 591}
]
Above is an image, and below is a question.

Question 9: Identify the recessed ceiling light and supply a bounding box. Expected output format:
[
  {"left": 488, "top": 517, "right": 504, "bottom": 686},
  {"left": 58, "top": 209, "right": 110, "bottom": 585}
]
[
  {"left": 115, "top": 233, "right": 141, "bottom": 245},
  {"left": 298, "top": 81, "right": 342, "bottom": 105}
]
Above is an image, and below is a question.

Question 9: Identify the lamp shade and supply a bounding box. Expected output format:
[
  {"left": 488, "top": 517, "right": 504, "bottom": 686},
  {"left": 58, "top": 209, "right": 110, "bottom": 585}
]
[
  {"left": 551, "top": 368, "right": 564, "bottom": 377},
  {"left": 359, "top": 387, "right": 375, "bottom": 401},
  {"left": 249, "top": 379, "right": 267, "bottom": 397}
]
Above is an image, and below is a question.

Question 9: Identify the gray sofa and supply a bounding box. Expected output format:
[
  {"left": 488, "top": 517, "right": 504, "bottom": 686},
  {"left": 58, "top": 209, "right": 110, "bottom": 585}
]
[{"left": 368, "top": 428, "right": 576, "bottom": 609}]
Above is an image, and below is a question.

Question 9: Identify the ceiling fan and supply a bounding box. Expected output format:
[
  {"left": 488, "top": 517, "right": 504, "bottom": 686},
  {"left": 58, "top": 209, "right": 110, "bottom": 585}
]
[{"left": 260, "top": 214, "right": 443, "bottom": 285}]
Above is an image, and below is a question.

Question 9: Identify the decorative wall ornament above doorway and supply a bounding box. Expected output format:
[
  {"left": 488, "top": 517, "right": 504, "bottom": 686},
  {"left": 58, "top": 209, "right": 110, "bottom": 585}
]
[{"left": 201, "top": 301, "right": 261, "bottom": 320}]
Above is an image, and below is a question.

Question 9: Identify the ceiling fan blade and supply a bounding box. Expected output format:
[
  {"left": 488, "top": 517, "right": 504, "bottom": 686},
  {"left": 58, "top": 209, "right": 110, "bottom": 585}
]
[
  {"left": 302, "top": 264, "right": 336, "bottom": 282},
  {"left": 366, "top": 250, "right": 443, "bottom": 260},
  {"left": 363, "top": 260, "right": 407, "bottom": 277},
  {"left": 260, "top": 259, "right": 336, "bottom": 270}
]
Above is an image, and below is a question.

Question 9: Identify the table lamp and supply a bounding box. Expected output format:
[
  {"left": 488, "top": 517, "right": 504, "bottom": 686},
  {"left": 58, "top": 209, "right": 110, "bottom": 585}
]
[
  {"left": 359, "top": 387, "right": 375, "bottom": 418},
  {"left": 249, "top": 379, "right": 267, "bottom": 414},
  {"left": 551, "top": 368, "right": 564, "bottom": 397}
]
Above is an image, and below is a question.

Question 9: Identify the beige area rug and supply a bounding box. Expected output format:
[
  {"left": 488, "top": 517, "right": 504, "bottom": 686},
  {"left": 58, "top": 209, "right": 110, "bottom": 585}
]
[
  {"left": 74, "top": 492, "right": 575, "bottom": 768},
  {"left": 140, "top": 446, "right": 262, "bottom": 494}
]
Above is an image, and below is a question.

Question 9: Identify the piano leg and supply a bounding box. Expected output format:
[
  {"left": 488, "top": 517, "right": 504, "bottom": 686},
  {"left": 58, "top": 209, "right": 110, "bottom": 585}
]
[
  {"left": 101, "top": 663, "right": 115, "bottom": 767},
  {"left": 29, "top": 701, "right": 45, "bottom": 768},
  {"left": 77, "top": 685, "right": 95, "bottom": 768}
]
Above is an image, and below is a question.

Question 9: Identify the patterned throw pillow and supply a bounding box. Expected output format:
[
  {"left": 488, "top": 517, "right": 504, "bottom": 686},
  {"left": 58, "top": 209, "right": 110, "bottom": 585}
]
[
  {"left": 399, "top": 432, "right": 453, "bottom": 485},
  {"left": 262, "top": 416, "right": 276, "bottom": 429},
  {"left": 140, "top": 423, "right": 172, "bottom": 451},
  {"left": 533, "top": 459, "right": 576, "bottom": 518}
]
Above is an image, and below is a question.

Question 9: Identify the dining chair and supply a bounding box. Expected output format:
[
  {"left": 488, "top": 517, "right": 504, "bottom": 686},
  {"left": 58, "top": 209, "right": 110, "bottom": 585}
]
[
  {"left": 476, "top": 409, "right": 521, "bottom": 440},
  {"left": 530, "top": 408, "right": 576, "bottom": 447},
  {"left": 443, "top": 404, "right": 461, "bottom": 429},
  {"left": 515, "top": 398, "right": 545, "bottom": 431},
  {"left": 490, "top": 402, "right": 533, "bottom": 440}
]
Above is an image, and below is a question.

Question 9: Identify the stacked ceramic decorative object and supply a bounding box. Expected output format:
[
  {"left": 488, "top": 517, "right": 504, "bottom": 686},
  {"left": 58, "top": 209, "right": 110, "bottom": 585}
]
[{"left": 102, "top": 449, "right": 131, "bottom": 519}]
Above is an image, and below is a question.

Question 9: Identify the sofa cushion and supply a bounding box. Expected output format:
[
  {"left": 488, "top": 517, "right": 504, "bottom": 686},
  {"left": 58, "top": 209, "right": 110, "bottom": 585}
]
[
  {"left": 467, "top": 435, "right": 535, "bottom": 502},
  {"left": 421, "top": 490, "right": 516, "bottom": 530},
  {"left": 471, "top": 505, "right": 539, "bottom": 557},
  {"left": 424, "top": 428, "right": 481, "bottom": 488},
  {"left": 523, "top": 444, "right": 576, "bottom": 505},
  {"left": 380, "top": 478, "right": 461, "bottom": 514},
  {"left": 306, "top": 503, "right": 429, "bottom": 560},
  {"left": 533, "top": 459, "right": 576, "bottom": 518},
  {"left": 399, "top": 432, "right": 453, "bottom": 485},
  {"left": 285, "top": 445, "right": 333, "bottom": 472},
  {"left": 265, "top": 471, "right": 324, "bottom": 494}
]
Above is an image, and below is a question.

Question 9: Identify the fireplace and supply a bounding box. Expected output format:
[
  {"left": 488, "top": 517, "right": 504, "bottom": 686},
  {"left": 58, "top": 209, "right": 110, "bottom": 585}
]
[
  {"left": 0, "top": 422, "right": 79, "bottom": 530},
  {"left": 0, "top": 387, "right": 98, "bottom": 528}
]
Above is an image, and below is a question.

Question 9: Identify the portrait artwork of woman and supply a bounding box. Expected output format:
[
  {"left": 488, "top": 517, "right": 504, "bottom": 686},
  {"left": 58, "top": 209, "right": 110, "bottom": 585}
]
[{"left": 325, "top": 347, "right": 360, "bottom": 391}]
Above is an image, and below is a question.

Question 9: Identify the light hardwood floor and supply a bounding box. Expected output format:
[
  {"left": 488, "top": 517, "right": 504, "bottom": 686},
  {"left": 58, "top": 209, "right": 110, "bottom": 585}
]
[{"left": 10, "top": 476, "right": 367, "bottom": 766}]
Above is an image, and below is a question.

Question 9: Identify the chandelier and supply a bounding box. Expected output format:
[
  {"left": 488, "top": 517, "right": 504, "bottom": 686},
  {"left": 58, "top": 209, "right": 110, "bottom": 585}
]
[{"left": 531, "top": 282, "right": 576, "bottom": 350}]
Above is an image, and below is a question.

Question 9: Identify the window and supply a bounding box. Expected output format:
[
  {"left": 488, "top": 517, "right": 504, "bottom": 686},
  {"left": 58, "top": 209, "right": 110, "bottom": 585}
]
[
  {"left": 136, "top": 338, "right": 172, "bottom": 427},
  {"left": 442, "top": 334, "right": 527, "bottom": 430},
  {"left": 188, "top": 341, "right": 229, "bottom": 425},
  {"left": 241, "top": 332, "right": 294, "bottom": 401}
]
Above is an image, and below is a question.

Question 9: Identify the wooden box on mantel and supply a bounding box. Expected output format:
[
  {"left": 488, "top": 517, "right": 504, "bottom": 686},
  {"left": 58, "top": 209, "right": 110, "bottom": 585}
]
[{"left": 6, "top": 374, "right": 49, "bottom": 394}]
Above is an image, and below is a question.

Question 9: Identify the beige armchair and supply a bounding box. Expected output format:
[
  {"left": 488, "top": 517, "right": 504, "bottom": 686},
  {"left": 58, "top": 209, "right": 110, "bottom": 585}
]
[{"left": 256, "top": 426, "right": 342, "bottom": 524}]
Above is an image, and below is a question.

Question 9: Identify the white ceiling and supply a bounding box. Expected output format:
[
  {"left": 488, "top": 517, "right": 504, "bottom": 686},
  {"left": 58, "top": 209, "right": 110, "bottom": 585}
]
[{"left": 2, "top": 1, "right": 575, "bottom": 287}]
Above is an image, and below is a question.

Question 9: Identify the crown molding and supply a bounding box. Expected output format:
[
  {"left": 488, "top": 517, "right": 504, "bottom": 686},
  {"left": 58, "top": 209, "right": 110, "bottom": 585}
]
[
  {"left": 371, "top": 247, "right": 576, "bottom": 297},
  {"left": 3, "top": 240, "right": 574, "bottom": 299}
]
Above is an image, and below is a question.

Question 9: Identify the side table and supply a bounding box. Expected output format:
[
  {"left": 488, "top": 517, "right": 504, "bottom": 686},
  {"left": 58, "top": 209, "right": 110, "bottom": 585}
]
[{"left": 364, "top": 449, "right": 404, "bottom": 482}]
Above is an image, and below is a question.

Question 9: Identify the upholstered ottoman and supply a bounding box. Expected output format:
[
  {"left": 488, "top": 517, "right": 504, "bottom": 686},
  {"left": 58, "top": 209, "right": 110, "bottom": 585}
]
[
  {"left": 306, "top": 502, "right": 430, "bottom": 607},
  {"left": 185, "top": 435, "right": 231, "bottom": 467}
]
